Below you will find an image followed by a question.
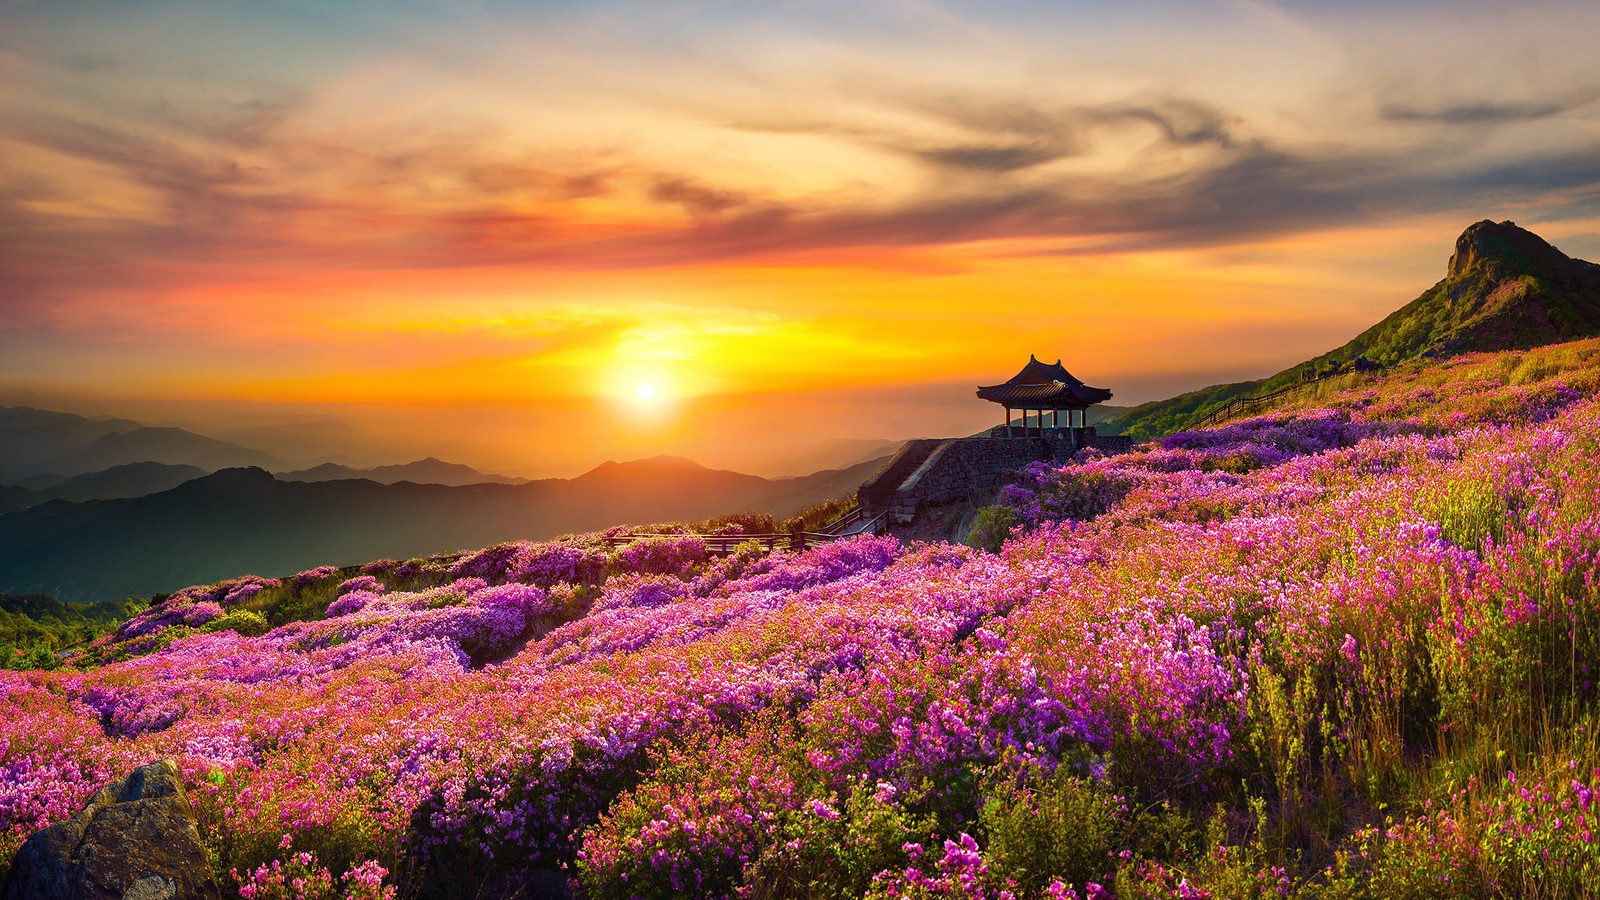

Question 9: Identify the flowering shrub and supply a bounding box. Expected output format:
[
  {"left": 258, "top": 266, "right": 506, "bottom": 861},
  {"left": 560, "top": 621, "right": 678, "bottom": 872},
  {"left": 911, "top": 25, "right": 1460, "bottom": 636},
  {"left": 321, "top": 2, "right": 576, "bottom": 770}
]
[
  {"left": 450, "top": 540, "right": 608, "bottom": 587},
  {"left": 221, "top": 579, "right": 278, "bottom": 607},
  {"left": 324, "top": 591, "right": 378, "bottom": 619},
  {"left": 184, "top": 601, "right": 224, "bottom": 627},
  {"left": 291, "top": 566, "right": 342, "bottom": 589},
  {"left": 611, "top": 534, "right": 710, "bottom": 577},
  {"left": 336, "top": 576, "right": 385, "bottom": 597},
  {"left": 234, "top": 851, "right": 335, "bottom": 900}
]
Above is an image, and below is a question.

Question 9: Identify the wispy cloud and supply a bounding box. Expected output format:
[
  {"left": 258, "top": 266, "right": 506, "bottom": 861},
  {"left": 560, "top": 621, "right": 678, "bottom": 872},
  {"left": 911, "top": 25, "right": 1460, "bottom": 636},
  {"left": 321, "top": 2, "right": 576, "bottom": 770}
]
[{"left": 1382, "top": 93, "right": 1599, "bottom": 125}]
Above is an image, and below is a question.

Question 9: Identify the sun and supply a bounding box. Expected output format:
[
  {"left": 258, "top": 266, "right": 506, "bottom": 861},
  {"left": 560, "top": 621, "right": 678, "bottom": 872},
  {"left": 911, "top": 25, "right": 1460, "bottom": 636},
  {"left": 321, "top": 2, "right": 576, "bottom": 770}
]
[{"left": 606, "top": 367, "right": 678, "bottom": 418}]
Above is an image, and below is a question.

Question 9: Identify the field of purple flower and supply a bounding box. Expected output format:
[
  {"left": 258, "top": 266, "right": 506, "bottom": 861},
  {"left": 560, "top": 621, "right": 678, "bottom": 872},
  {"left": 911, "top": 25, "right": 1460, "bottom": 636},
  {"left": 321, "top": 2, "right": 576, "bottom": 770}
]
[{"left": 6, "top": 337, "right": 1600, "bottom": 898}]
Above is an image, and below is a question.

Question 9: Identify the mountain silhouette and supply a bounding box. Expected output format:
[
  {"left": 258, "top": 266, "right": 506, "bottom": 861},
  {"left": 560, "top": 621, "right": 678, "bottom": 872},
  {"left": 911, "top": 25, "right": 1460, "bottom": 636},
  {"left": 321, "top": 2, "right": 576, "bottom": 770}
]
[
  {"left": 0, "top": 462, "right": 208, "bottom": 513},
  {"left": 276, "top": 457, "right": 528, "bottom": 486},
  {"left": 0, "top": 407, "right": 282, "bottom": 482}
]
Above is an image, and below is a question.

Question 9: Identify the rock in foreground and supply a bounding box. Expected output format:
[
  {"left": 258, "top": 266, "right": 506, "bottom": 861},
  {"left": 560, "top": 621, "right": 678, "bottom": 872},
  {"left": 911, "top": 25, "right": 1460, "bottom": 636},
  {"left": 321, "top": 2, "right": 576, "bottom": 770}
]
[{"left": 3, "top": 759, "right": 220, "bottom": 900}]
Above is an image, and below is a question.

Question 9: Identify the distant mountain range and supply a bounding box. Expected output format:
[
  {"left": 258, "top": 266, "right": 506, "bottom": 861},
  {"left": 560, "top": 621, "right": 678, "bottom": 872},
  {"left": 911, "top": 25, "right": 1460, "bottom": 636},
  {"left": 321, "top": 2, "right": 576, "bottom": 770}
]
[
  {"left": 0, "top": 401, "right": 898, "bottom": 599},
  {"left": 0, "top": 407, "right": 281, "bottom": 483},
  {"left": 276, "top": 458, "right": 529, "bottom": 486},
  {"left": 0, "top": 454, "right": 889, "bottom": 600},
  {"left": 0, "top": 462, "right": 207, "bottom": 514},
  {"left": 0, "top": 406, "right": 549, "bottom": 511},
  {"left": 1102, "top": 220, "right": 1600, "bottom": 439}
]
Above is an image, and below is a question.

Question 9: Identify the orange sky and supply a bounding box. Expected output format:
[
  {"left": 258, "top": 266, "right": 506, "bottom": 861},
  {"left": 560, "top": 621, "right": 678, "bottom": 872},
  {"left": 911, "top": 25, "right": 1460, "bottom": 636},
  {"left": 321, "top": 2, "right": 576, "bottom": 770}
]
[{"left": 3, "top": 1, "right": 1600, "bottom": 476}]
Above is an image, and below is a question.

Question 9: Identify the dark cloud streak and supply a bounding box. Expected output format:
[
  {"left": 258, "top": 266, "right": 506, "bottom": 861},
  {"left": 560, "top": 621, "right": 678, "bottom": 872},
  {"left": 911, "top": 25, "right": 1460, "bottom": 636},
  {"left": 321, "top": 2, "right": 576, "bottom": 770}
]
[
  {"left": 915, "top": 142, "right": 1067, "bottom": 173},
  {"left": 650, "top": 176, "right": 750, "bottom": 216},
  {"left": 1382, "top": 94, "right": 1597, "bottom": 124}
]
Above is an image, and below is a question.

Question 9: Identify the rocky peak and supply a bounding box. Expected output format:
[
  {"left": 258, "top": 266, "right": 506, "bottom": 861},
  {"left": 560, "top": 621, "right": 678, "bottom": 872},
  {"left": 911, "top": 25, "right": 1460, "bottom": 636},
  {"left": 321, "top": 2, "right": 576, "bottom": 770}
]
[{"left": 1447, "top": 219, "right": 1569, "bottom": 281}]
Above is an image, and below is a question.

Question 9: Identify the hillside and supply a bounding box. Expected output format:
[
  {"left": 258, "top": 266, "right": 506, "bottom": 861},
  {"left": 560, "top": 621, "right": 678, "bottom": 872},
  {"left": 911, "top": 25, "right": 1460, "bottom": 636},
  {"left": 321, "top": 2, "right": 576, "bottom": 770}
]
[
  {"left": 1103, "top": 220, "right": 1600, "bottom": 438},
  {"left": 5, "top": 335, "right": 1600, "bottom": 897},
  {"left": 0, "top": 594, "right": 140, "bottom": 669},
  {"left": 0, "top": 454, "right": 888, "bottom": 600}
]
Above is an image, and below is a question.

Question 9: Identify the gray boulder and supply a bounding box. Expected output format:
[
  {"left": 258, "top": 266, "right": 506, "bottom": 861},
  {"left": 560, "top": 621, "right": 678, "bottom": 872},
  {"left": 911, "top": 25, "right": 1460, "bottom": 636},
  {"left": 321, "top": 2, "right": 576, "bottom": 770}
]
[{"left": 3, "top": 759, "right": 221, "bottom": 900}]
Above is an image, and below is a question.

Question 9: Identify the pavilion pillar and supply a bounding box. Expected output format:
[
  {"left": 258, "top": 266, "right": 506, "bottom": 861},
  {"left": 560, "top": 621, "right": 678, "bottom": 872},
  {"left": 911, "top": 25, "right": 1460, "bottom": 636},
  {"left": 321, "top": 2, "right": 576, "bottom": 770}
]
[{"left": 1004, "top": 406, "right": 1011, "bottom": 437}]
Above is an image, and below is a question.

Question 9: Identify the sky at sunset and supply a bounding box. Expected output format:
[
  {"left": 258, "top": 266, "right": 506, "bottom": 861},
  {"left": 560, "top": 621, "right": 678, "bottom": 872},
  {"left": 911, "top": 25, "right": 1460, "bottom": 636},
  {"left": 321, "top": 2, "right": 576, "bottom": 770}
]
[{"left": 3, "top": 0, "right": 1600, "bottom": 476}]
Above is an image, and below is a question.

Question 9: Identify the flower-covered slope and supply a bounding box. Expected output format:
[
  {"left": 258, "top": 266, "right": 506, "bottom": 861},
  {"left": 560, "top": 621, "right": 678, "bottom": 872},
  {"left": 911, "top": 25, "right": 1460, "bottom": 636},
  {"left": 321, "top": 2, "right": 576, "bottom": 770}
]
[{"left": 5, "top": 336, "right": 1600, "bottom": 899}]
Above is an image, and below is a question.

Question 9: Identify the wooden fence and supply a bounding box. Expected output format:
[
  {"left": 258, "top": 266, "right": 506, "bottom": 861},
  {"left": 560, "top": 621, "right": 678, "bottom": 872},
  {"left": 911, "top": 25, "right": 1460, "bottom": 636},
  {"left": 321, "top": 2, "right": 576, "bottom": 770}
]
[{"left": 1193, "top": 362, "right": 1380, "bottom": 430}]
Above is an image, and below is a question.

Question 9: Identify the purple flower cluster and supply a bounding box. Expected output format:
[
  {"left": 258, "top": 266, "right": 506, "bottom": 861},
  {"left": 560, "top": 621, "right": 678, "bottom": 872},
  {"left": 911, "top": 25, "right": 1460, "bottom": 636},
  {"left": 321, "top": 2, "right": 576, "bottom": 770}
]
[
  {"left": 290, "top": 565, "right": 342, "bottom": 589},
  {"left": 610, "top": 533, "right": 710, "bottom": 577},
  {"left": 113, "top": 575, "right": 282, "bottom": 641},
  {"left": 449, "top": 539, "right": 608, "bottom": 587}
]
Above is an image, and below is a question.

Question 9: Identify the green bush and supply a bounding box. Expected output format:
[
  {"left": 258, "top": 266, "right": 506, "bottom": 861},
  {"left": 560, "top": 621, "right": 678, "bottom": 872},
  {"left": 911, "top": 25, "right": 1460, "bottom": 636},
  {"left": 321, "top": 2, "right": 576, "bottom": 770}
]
[
  {"left": 5, "top": 644, "right": 60, "bottom": 671},
  {"left": 200, "top": 609, "right": 271, "bottom": 637},
  {"left": 966, "top": 505, "right": 1020, "bottom": 553},
  {"left": 980, "top": 764, "right": 1123, "bottom": 892}
]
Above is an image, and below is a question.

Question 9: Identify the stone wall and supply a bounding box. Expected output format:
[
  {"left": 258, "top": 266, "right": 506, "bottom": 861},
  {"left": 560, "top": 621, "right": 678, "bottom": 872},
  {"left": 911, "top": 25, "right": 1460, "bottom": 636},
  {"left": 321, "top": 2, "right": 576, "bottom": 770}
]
[
  {"left": 859, "top": 431, "right": 1136, "bottom": 523},
  {"left": 857, "top": 439, "right": 947, "bottom": 509}
]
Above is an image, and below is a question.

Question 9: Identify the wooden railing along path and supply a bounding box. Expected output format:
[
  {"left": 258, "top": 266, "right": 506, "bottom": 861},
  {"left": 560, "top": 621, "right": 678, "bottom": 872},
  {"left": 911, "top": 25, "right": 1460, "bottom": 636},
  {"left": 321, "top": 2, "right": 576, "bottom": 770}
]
[
  {"left": 603, "top": 507, "right": 889, "bottom": 557},
  {"left": 1193, "top": 362, "right": 1380, "bottom": 430}
]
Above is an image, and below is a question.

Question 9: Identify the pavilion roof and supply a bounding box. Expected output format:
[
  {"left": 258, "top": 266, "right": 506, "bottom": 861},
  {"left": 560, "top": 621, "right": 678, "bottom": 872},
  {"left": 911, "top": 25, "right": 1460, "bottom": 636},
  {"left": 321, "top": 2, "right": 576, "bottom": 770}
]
[{"left": 975, "top": 355, "right": 1113, "bottom": 408}]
